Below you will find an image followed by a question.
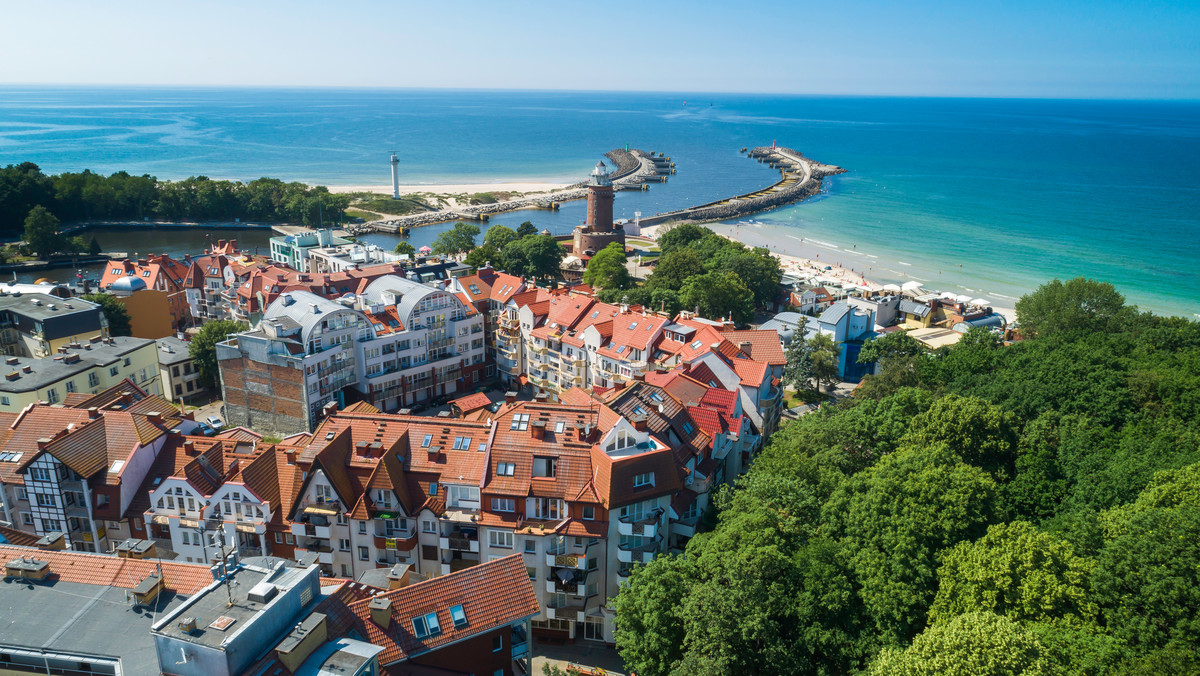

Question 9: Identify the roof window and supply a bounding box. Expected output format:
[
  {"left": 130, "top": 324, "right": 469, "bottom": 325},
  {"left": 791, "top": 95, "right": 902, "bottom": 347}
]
[
  {"left": 629, "top": 322, "right": 638, "bottom": 330},
  {"left": 452, "top": 436, "right": 471, "bottom": 450},
  {"left": 510, "top": 413, "right": 530, "bottom": 431},
  {"left": 682, "top": 422, "right": 694, "bottom": 434},
  {"left": 412, "top": 612, "right": 441, "bottom": 638},
  {"left": 449, "top": 604, "right": 467, "bottom": 629},
  {"left": 691, "top": 340, "right": 703, "bottom": 349},
  {"left": 497, "top": 462, "right": 516, "bottom": 476},
  {"left": 422, "top": 434, "right": 432, "bottom": 448}
]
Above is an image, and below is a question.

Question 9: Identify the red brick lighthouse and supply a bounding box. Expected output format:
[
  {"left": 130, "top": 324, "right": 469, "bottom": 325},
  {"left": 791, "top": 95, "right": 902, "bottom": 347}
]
[{"left": 572, "top": 161, "right": 624, "bottom": 259}]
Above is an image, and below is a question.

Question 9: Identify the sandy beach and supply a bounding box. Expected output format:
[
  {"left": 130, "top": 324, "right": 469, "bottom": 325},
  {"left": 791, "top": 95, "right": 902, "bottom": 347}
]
[{"left": 328, "top": 181, "right": 571, "bottom": 196}]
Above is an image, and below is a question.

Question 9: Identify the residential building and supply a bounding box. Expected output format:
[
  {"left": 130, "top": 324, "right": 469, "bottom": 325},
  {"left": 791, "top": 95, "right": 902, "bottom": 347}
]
[
  {"left": 811, "top": 301, "right": 878, "bottom": 381},
  {"left": 0, "top": 335, "right": 162, "bottom": 413},
  {"left": 307, "top": 241, "right": 407, "bottom": 273},
  {"left": 0, "top": 541, "right": 214, "bottom": 674},
  {"left": 157, "top": 335, "right": 206, "bottom": 402},
  {"left": 217, "top": 275, "right": 487, "bottom": 435},
  {"left": 0, "top": 291, "right": 108, "bottom": 358},
  {"left": 269, "top": 227, "right": 352, "bottom": 270}
]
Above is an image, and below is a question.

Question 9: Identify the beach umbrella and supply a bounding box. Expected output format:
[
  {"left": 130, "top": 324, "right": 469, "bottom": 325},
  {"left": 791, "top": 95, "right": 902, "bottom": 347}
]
[
  {"left": 955, "top": 294, "right": 973, "bottom": 303},
  {"left": 824, "top": 266, "right": 832, "bottom": 270},
  {"left": 901, "top": 281, "right": 923, "bottom": 292},
  {"left": 940, "top": 291, "right": 958, "bottom": 299},
  {"left": 882, "top": 283, "right": 902, "bottom": 293},
  {"left": 970, "top": 298, "right": 990, "bottom": 306},
  {"left": 419, "top": 245, "right": 432, "bottom": 253}
]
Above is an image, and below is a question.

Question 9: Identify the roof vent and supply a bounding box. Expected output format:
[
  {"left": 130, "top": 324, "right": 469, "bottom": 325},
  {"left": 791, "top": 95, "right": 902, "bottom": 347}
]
[
  {"left": 178, "top": 617, "right": 197, "bottom": 634},
  {"left": 247, "top": 580, "right": 278, "bottom": 604}
]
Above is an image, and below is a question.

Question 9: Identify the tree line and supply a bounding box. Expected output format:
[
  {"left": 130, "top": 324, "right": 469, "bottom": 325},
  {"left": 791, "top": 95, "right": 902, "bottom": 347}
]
[
  {"left": 0, "top": 162, "right": 351, "bottom": 241},
  {"left": 403, "top": 220, "right": 566, "bottom": 282},
  {"left": 584, "top": 222, "right": 782, "bottom": 325},
  {"left": 613, "top": 278, "right": 1200, "bottom": 675}
]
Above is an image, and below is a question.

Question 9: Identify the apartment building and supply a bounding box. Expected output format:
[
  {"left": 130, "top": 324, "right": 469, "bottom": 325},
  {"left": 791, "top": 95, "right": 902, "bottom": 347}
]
[
  {"left": 217, "top": 275, "right": 487, "bottom": 435},
  {"left": 0, "top": 381, "right": 195, "bottom": 552},
  {"left": 156, "top": 335, "right": 206, "bottom": 402},
  {"left": 447, "top": 265, "right": 528, "bottom": 377},
  {"left": 270, "top": 227, "right": 353, "bottom": 270},
  {"left": 0, "top": 335, "right": 162, "bottom": 413},
  {"left": 0, "top": 291, "right": 108, "bottom": 358}
]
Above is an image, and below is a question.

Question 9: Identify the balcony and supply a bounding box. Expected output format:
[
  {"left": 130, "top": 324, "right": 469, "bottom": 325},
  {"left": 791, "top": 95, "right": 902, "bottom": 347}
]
[
  {"left": 292, "top": 522, "right": 331, "bottom": 539},
  {"left": 617, "top": 539, "right": 659, "bottom": 564},
  {"left": 498, "top": 317, "right": 519, "bottom": 330},
  {"left": 511, "top": 625, "right": 530, "bottom": 659},
  {"left": 439, "top": 534, "right": 480, "bottom": 553},
  {"left": 670, "top": 516, "right": 700, "bottom": 539},
  {"left": 544, "top": 553, "right": 586, "bottom": 570},
  {"left": 617, "top": 509, "right": 661, "bottom": 538},
  {"left": 688, "top": 473, "right": 714, "bottom": 494}
]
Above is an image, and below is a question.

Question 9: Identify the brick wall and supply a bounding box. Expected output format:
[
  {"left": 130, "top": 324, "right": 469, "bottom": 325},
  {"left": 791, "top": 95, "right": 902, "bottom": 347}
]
[{"left": 219, "top": 355, "right": 309, "bottom": 435}]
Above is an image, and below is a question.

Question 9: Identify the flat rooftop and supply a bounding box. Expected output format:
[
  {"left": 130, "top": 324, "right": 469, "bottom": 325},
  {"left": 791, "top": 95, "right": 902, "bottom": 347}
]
[
  {"left": 155, "top": 558, "right": 312, "bottom": 649},
  {"left": 0, "top": 577, "right": 185, "bottom": 675}
]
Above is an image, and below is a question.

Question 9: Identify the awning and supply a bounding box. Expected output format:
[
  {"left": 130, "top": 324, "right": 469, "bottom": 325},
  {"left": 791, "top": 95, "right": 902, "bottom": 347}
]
[
  {"left": 179, "top": 518, "right": 199, "bottom": 528},
  {"left": 303, "top": 505, "right": 339, "bottom": 516},
  {"left": 235, "top": 524, "right": 257, "bottom": 534},
  {"left": 151, "top": 515, "right": 170, "bottom": 526}
]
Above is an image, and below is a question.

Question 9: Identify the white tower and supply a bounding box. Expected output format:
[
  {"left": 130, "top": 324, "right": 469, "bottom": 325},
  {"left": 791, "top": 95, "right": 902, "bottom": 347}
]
[{"left": 390, "top": 152, "right": 400, "bottom": 199}]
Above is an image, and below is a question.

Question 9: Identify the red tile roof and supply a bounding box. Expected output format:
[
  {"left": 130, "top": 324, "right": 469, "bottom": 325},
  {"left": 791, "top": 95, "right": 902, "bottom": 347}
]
[
  {"left": 348, "top": 553, "right": 539, "bottom": 666},
  {"left": 721, "top": 329, "right": 787, "bottom": 366},
  {"left": 0, "top": 544, "right": 213, "bottom": 594}
]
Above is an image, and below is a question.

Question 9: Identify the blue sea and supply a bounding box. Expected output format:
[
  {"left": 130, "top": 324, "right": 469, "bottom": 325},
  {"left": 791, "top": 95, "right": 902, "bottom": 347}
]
[{"left": 1, "top": 87, "right": 1197, "bottom": 317}]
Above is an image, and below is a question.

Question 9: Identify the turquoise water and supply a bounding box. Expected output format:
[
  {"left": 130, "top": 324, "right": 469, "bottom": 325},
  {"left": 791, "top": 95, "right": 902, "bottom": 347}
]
[{"left": 1, "top": 87, "right": 1197, "bottom": 317}]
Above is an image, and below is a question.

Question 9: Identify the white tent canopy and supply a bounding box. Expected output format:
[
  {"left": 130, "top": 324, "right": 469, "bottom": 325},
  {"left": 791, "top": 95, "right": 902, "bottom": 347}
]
[
  {"left": 882, "top": 283, "right": 903, "bottom": 293},
  {"left": 970, "top": 298, "right": 991, "bottom": 306},
  {"left": 901, "top": 281, "right": 924, "bottom": 291},
  {"left": 940, "top": 291, "right": 958, "bottom": 299}
]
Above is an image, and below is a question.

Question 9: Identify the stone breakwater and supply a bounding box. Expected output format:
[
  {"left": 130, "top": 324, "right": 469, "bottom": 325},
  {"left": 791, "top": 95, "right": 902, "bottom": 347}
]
[
  {"left": 640, "top": 146, "right": 844, "bottom": 228},
  {"left": 356, "top": 148, "right": 666, "bottom": 234}
]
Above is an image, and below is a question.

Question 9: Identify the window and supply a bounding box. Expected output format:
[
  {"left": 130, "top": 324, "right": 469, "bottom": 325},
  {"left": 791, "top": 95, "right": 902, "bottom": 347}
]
[
  {"left": 358, "top": 521, "right": 367, "bottom": 534},
  {"left": 339, "top": 538, "right": 350, "bottom": 551},
  {"left": 65, "top": 381, "right": 76, "bottom": 394},
  {"left": 123, "top": 357, "right": 131, "bottom": 367},
  {"left": 496, "top": 462, "right": 515, "bottom": 477},
  {"left": 449, "top": 604, "right": 467, "bottom": 629},
  {"left": 0, "top": 396, "right": 7, "bottom": 406},
  {"left": 36, "top": 493, "right": 56, "bottom": 507},
  {"left": 488, "top": 530, "right": 513, "bottom": 549},
  {"left": 30, "top": 466, "right": 51, "bottom": 482},
  {"left": 526, "top": 566, "right": 537, "bottom": 580},
  {"left": 452, "top": 436, "right": 470, "bottom": 450},
  {"left": 633, "top": 472, "right": 654, "bottom": 488},
  {"left": 510, "top": 413, "right": 530, "bottom": 431},
  {"left": 45, "top": 388, "right": 59, "bottom": 404},
  {"left": 41, "top": 518, "right": 62, "bottom": 532},
  {"left": 682, "top": 422, "right": 694, "bottom": 434},
  {"left": 492, "top": 635, "right": 503, "bottom": 652},
  {"left": 110, "top": 366, "right": 119, "bottom": 376},
  {"left": 412, "top": 612, "right": 441, "bottom": 639},
  {"left": 22, "top": 513, "right": 34, "bottom": 526},
  {"left": 491, "top": 497, "right": 514, "bottom": 512},
  {"left": 181, "top": 531, "right": 190, "bottom": 546},
  {"left": 582, "top": 506, "right": 595, "bottom": 520},
  {"left": 422, "top": 520, "right": 436, "bottom": 533},
  {"left": 275, "top": 532, "right": 283, "bottom": 544},
  {"left": 555, "top": 421, "right": 566, "bottom": 434},
  {"left": 429, "top": 482, "right": 438, "bottom": 496},
  {"left": 447, "top": 485, "right": 479, "bottom": 508},
  {"left": 524, "top": 539, "right": 537, "bottom": 554},
  {"left": 421, "top": 434, "right": 432, "bottom": 448},
  {"left": 532, "top": 456, "right": 557, "bottom": 478},
  {"left": 358, "top": 546, "right": 369, "bottom": 561},
  {"left": 285, "top": 533, "right": 294, "bottom": 544}
]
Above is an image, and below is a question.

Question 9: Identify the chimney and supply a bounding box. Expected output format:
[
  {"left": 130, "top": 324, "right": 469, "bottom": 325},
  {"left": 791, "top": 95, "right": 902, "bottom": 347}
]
[
  {"left": 184, "top": 440, "right": 198, "bottom": 455},
  {"left": 504, "top": 391, "right": 517, "bottom": 405},
  {"left": 36, "top": 438, "right": 52, "bottom": 450},
  {"left": 633, "top": 373, "right": 645, "bottom": 382},
  {"left": 534, "top": 393, "right": 547, "bottom": 403},
  {"left": 531, "top": 420, "right": 546, "bottom": 440},
  {"left": 387, "top": 563, "right": 412, "bottom": 590},
  {"left": 178, "top": 617, "right": 198, "bottom": 634},
  {"left": 284, "top": 449, "right": 296, "bottom": 465},
  {"left": 613, "top": 381, "right": 626, "bottom": 392},
  {"left": 120, "top": 391, "right": 134, "bottom": 405},
  {"left": 369, "top": 596, "right": 393, "bottom": 628},
  {"left": 147, "top": 411, "right": 163, "bottom": 426},
  {"left": 322, "top": 401, "right": 338, "bottom": 419},
  {"left": 274, "top": 613, "right": 329, "bottom": 673},
  {"left": 35, "top": 531, "right": 66, "bottom": 551},
  {"left": 739, "top": 340, "right": 752, "bottom": 356},
  {"left": 632, "top": 415, "right": 648, "bottom": 432}
]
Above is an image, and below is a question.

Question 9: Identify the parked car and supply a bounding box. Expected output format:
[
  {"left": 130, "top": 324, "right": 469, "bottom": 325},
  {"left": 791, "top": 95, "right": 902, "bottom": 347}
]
[
  {"left": 205, "top": 415, "right": 225, "bottom": 431},
  {"left": 196, "top": 422, "right": 215, "bottom": 436}
]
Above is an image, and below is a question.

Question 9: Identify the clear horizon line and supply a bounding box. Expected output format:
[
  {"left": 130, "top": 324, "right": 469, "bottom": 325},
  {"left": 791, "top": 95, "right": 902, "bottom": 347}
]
[{"left": 1, "top": 81, "right": 1198, "bottom": 103}]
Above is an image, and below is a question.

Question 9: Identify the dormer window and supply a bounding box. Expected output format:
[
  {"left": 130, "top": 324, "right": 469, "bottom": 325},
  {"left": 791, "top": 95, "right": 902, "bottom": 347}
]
[
  {"left": 682, "top": 422, "right": 695, "bottom": 435},
  {"left": 429, "top": 482, "right": 438, "bottom": 496},
  {"left": 633, "top": 472, "right": 654, "bottom": 488},
  {"left": 496, "top": 462, "right": 516, "bottom": 477}
]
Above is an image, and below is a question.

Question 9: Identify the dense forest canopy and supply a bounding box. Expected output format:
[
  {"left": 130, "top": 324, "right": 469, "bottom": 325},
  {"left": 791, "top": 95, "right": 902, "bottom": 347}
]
[
  {"left": 614, "top": 278, "right": 1200, "bottom": 676},
  {"left": 0, "top": 162, "right": 350, "bottom": 237}
]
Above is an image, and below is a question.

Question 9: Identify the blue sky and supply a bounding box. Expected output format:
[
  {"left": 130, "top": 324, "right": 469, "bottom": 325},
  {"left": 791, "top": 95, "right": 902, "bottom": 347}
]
[{"left": 1, "top": 0, "right": 1197, "bottom": 98}]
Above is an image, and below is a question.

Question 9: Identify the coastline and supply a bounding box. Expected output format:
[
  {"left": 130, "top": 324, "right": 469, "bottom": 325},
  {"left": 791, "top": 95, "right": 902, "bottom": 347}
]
[{"left": 327, "top": 181, "right": 571, "bottom": 196}]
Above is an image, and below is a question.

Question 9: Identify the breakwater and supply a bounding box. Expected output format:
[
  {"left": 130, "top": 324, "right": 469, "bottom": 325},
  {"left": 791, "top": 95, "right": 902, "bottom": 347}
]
[
  {"left": 355, "top": 148, "right": 671, "bottom": 235},
  {"left": 639, "top": 146, "right": 843, "bottom": 228}
]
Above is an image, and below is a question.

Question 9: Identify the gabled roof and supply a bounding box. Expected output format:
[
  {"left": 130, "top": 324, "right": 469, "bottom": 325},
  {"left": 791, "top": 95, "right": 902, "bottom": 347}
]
[
  {"left": 721, "top": 329, "right": 786, "bottom": 365},
  {"left": 348, "top": 554, "right": 539, "bottom": 666}
]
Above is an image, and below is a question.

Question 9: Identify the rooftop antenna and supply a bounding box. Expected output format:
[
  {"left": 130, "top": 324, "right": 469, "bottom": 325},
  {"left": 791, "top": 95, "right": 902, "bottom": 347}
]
[
  {"left": 216, "top": 528, "right": 233, "bottom": 607},
  {"left": 389, "top": 151, "right": 401, "bottom": 200}
]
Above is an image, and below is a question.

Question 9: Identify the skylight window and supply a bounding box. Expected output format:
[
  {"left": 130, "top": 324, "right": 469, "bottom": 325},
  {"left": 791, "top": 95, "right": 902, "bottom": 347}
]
[
  {"left": 453, "top": 436, "right": 471, "bottom": 450},
  {"left": 616, "top": 345, "right": 626, "bottom": 354},
  {"left": 510, "top": 413, "right": 530, "bottom": 431},
  {"left": 422, "top": 434, "right": 432, "bottom": 448},
  {"left": 497, "top": 462, "right": 516, "bottom": 476},
  {"left": 429, "top": 482, "right": 438, "bottom": 495},
  {"left": 591, "top": 311, "right": 599, "bottom": 319},
  {"left": 477, "top": 442, "right": 487, "bottom": 452},
  {"left": 682, "top": 422, "right": 694, "bottom": 434},
  {"left": 629, "top": 322, "right": 638, "bottom": 330},
  {"left": 632, "top": 405, "right": 646, "bottom": 415},
  {"left": 691, "top": 340, "right": 703, "bottom": 349},
  {"left": 555, "top": 421, "right": 566, "bottom": 434},
  {"left": 412, "top": 612, "right": 441, "bottom": 638},
  {"left": 449, "top": 604, "right": 467, "bottom": 629},
  {"left": 650, "top": 392, "right": 664, "bottom": 403},
  {"left": 468, "top": 284, "right": 481, "bottom": 295}
]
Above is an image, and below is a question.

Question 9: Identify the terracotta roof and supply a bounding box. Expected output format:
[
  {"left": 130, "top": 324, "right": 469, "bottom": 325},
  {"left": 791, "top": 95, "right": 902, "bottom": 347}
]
[
  {"left": 0, "top": 523, "right": 39, "bottom": 546},
  {"left": 341, "top": 401, "right": 382, "bottom": 415},
  {"left": 348, "top": 554, "right": 539, "bottom": 666},
  {"left": 0, "top": 544, "right": 213, "bottom": 595},
  {"left": 590, "top": 444, "right": 683, "bottom": 509},
  {"left": 214, "top": 426, "right": 264, "bottom": 442},
  {"left": 485, "top": 402, "right": 599, "bottom": 501},
  {"left": 449, "top": 393, "right": 491, "bottom": 415},
  {"left": 722, "top": 329, "right": 787, "bottom": 365},
  {"left": 0, "top": 407, "right": 90, "bottom": 485}
]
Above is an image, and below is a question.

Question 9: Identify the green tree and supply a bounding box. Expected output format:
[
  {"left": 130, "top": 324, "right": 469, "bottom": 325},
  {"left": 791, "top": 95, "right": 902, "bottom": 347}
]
[
  {"left": 613, "top": 555, "right": 695, "bottom": 676},
  {"left": 1015, "top": 277, "right": 1131, "bottom": 338},
  {"left": 23, "top": 205, "right": 62, "bottom": 256},
  {"left": 87, "top": 235, "right": 102, "bottom": 255},
  {"left": 189, "top": 320, "right": 247, "bottom": 388},
  {"left": 430, "top": 221, "right": 480, "bottom": 257},
  {"left": 723, "top": 249, "right": 782, "bottom": 307},
  {"left": 929, "top": 521, "right": 1097, "bottom": 625},
  {"left": 808, "top": 333, "right": 842, "bottom": 392},
  {"left": 783, "top": 333, "right": 817, "bottom": 391},
  {"left": 680, "top": 270, "right": 753, "bottom": 325},
  {"left": 482, "top": 224, "right": 518, "bottom": 250},
  {"left": 516, "top": 220, "right": 538, "bottom": 238},
  {"left": 463, "top": 243, "right": 501, "bottom": 270},
  {"left": 657, "top": 222, "right": 713, "bottom": 254},
  {"left": 902, "top": 394, "right": 1019, "bottom": 479},
  {"left": 393, "top": 241, "right": 416, "bottom": 257},
  {"left": 823, "top": 445, "right": 1001, "bottom": 643},
  {"left": 501, "top": 234, "right": 564, "bottom": 281},
  {"left": 867, "top": 612, "right": 1064, "bottom": 676},
  {"left": 582, "top": 242, "right": 631, "bottom": 290},
  {"left": 647, "top": 248, "right": 706, "bottom": 291},
  {"left": 81, "top": 293, "right": 132, "bottom": 337},
  {"left": 858, "top": 330, "right": 924, "bottom": 365}
]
